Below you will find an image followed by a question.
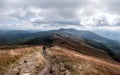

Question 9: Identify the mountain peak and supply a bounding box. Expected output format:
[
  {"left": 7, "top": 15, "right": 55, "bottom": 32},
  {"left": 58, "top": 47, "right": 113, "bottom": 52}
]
[{"left": 58, "top": 28, "right": 78, "bottom": 31}]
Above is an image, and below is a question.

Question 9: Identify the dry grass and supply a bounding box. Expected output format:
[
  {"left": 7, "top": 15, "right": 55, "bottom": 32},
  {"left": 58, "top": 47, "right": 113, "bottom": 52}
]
[
  {"left": 0, "top": 46, "right": 43, "bottom": 74},
  {"left": 0, "top": 45, "right": 120, "bottom": 75},
  {"left": 47, "top": 46, "right": 120, "bottom": 75}
]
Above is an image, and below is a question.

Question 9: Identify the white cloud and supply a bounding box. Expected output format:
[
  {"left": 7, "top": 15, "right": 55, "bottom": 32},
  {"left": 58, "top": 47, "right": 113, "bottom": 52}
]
[{"left": 0, "top": 0, "right": 120, "bottom": 31}]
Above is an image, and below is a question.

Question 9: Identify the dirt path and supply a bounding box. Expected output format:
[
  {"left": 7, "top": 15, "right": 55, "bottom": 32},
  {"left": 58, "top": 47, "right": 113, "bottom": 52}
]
[
  {"left": 6, "top": 49, "right": 46, "bottom": 75},
  {"left": 38, "top": 53, "right": 51, "bottom": 75}
]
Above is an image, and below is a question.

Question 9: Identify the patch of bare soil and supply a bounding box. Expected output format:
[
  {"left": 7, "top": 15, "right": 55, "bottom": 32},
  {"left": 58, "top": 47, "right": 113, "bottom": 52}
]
[{"left": 38, "top": 55, "right": 51, "bottom": 75}]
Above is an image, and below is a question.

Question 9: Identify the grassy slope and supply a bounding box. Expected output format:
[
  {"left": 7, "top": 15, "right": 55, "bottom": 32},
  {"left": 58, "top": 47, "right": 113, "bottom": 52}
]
[
  {"left": 48, "top": 46, "right": 120, "bottom": 75},
  {"left": 0, "top": 46, "right": 45, "bottom": 75},
  {"left": 0, "top": 45, "right": 120, "bottom": 75}
]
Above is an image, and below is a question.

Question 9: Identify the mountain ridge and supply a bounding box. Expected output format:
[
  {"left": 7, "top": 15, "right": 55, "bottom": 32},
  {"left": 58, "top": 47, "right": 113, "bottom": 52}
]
[{"left": 0, "top": 28, "right": 120, "bottom": 62}]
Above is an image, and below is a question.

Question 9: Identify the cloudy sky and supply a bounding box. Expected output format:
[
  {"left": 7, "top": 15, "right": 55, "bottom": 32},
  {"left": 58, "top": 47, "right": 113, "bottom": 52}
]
[{"left": 0, "top": 0, "right": 120, "bottom": 31}]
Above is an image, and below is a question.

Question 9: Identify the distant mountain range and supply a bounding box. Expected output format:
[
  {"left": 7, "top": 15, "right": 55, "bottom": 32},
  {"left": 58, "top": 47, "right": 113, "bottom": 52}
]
[
  {"left": 94, "top": 30, "right": 120, "bottom": 42},
  {"left": 0, "top": 28, "right": 120, "bottom": 62}
]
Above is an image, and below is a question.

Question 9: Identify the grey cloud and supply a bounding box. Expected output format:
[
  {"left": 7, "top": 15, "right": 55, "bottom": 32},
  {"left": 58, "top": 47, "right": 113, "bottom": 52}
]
[
  {"left": 0, "top": 0, "right": 91, "bottom": 19},
  {"left": 31, "top": 17, "right": 80, "bottom": 26},
  {"left": 96, "top": 17, "right": 110, "bottom": 26},
  {"left": 22, "top": 0, "right": 88, "bottom": 8},
  {"left": 103, "top": 0, "right": 120, "bottom": 13},
  {"left": 54, "top": 20, "right": 80, "bottom": 25},
  {"left": 8, "top": 9, "right": 35, "bottom": 20},
  {"left": 0, "top": 0, "right": 120, "bottom": 30},
  {"left": 32, "top": 19, "right": 48, "bottom": 25}
]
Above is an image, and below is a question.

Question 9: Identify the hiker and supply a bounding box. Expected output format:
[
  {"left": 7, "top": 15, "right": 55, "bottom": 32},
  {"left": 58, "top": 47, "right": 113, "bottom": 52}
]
[{"left": 43, "top": 45, "right": 46, "bottom": 55}]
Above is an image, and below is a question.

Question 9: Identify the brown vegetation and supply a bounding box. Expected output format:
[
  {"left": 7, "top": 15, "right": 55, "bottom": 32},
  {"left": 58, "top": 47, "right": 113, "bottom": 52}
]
[
  {"left": 0, "top": 44, "right": 120, "bottom": 75},
  {"left": 0, "top": 46, "right": 43, "bottom": 74},
  {"left": 48, "top": 46, "right": 120, "bottom": 75}
]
